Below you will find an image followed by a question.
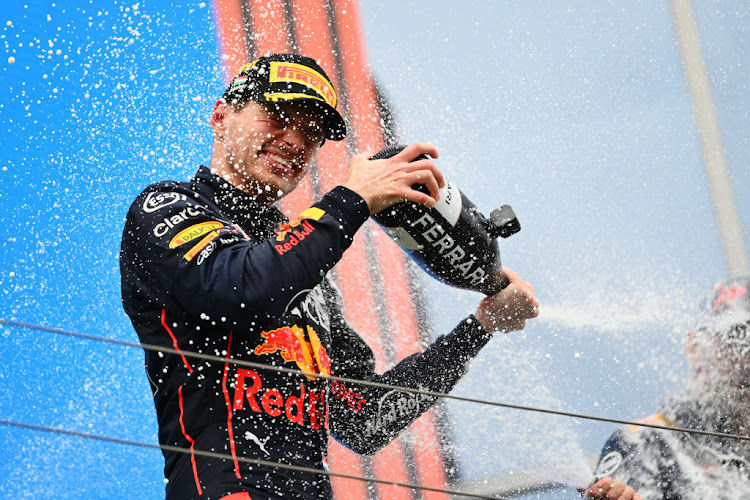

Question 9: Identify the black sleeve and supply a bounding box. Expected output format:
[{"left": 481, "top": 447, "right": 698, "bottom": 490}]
[
  {"left": 123, "top": 183, "right": 369, "bottom": 332},
  {"left": 326, "top": 284, "right": 493, "bottom": 454}
]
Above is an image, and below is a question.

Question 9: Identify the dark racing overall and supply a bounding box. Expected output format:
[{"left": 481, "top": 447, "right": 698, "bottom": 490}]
[
  {"left": 120, "top": 166, "right": 495, "bottom": 500},
  {"left": 593, "top": 394, "right": 750, "bottom": 500}
]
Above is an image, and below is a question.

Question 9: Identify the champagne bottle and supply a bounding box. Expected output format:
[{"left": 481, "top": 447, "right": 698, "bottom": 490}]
[{"left": 370, "top": 145, "right": 521, "bottom": 295}]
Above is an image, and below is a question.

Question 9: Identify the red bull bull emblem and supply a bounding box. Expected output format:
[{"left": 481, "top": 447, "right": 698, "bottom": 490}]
[
  {"left": 274, "top": 208, "right": 325, "bottom": 256},
  {"left": 254, "top": 325, "right": 331, "bottom": 380},
  {"left": 274, "top": 220, "right": 316, "bottom": 256}
]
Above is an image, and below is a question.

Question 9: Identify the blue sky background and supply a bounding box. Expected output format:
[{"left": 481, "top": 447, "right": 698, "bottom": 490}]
[{"left": 1, "top": 1, "right": 748, "bottom": 498}]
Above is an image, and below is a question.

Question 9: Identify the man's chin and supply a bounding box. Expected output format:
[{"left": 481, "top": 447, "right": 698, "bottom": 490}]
[{"left": 267, "top": 163, "right": 296, "bottom": 179}]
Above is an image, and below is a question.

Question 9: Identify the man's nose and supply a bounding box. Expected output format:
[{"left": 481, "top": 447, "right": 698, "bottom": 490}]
[{"left": 280, "top": 126, "right": 306, "bottom": 149}]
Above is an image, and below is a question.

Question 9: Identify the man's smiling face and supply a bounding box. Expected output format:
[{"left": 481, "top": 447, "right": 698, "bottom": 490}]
[{"left": 219, "top": 100, "right": 325, "bottom": 204}]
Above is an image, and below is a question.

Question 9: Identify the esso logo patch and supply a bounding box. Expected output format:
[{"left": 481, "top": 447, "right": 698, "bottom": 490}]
[
  {"left": 142, "top": 191, "right": 186, "bottom": 213},
  {"left": 595, "top": 451, "right": 624, "bottom": 477}
]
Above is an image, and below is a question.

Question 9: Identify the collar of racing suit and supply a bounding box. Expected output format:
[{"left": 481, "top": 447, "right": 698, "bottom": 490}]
[{"left": 190, "top": 165, "right": 289, "bottom": 240}]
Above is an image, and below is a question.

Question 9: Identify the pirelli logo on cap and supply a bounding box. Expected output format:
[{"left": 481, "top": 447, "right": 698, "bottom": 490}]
[{"left": 269, "top": 61, "right": 337, "bottom": 108}]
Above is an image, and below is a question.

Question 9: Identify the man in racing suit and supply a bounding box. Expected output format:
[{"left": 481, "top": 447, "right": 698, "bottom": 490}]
[
  {"left": 120, "top": 53, "right": 539, "bottom": 500},
  {"left": 588, "top": 277, "right": 750, "bottom": 500}
]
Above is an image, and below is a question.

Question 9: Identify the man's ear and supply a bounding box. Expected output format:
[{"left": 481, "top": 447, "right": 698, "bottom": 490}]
[{"left": 210, "top": 99, "right": 231, "bottom": 135}]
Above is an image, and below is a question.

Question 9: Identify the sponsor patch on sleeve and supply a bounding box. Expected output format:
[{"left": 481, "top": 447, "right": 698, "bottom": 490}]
[
  {"left": 183, "top": 231, "right": 221, "bottom": 261},
  {"left": 272, "top": 208, "right": 325, "bottom": 255},
  {"left": 151, "top": 204, "right": 205, "bottom": 238},
  {"left": 142, "top": 191, "right": 187, "bottom": 213},
  {"left": 299, "top": 207, "right": 325, "bottom": 221},
  {"left": 595, "top": 451, "right": 624, "bottom": 477},
  {"left": 169, "top": 221, "right": 224, "bottom": 248}
]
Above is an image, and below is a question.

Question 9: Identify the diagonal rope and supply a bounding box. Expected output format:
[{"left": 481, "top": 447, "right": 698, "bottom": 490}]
[
  {"left": 2, "top": 317, "right": 749, "bottom": 444},
  {"left": 0, "top": 417, "right": 508, "bottom": 500}
]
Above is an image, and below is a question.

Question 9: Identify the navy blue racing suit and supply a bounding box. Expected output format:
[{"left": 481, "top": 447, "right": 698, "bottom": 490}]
[
  {"left": 120, "top": 166, "right": 495, "bottom": 500},
  {"left": 592, "top": 394, "right": 750, "bottom": 500}
]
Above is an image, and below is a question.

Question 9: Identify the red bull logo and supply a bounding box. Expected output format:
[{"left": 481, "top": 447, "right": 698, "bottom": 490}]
[
  {"left": 232, "top": 368, "right": 328, "bottom": 431},
  {"left": 254, "top": 325, "right": 330, "bottom": 380},
  {"left": 274, "top": 208, "right": 324, "bottom": 255},
  {"left": 274, "top": 218, "right": 322, "bottom": 255},
  {"left": 276, "top": 207, "right": 324, "bottom": 243}
]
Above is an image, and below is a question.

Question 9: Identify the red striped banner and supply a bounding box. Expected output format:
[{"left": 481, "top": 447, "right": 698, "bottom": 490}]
[{"left": 211, "top": 1, "right": 451, "bottom": 498}]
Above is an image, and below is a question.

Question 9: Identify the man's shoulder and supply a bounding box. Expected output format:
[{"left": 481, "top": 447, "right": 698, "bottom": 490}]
[
  {"left": 601, "top": 413, "right": 673, "bottom": 455},
  {"left": 623, "top": 412, "right": 675, "bottom": 435},
  {"left": 594, "top": 412, "right": 672, "bottom": 480}
]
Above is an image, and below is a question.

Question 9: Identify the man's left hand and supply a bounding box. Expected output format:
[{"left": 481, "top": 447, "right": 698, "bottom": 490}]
[{"left": 473, "top": 267, "right": 539, "bottom": 333}]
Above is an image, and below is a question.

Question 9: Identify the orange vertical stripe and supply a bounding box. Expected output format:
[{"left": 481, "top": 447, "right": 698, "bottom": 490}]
[
  {"left": 286, "top": 2, "right": 376, "bottom": 497},
  {"left": 249, "top": 0, "right": 290, "bottom": 56},
  {"left": 332, "top": 0, "right": 450, "bottom": 497},
  {"left": 408, "top": 409, "right": 450, "bottom": 500},
  {"left": 222, "top": 330, "right": 242, "bottom": 479},
  {"left": 162, "top": 309, "right": 194, "bottom": 374},
  {"left": 178, "top": 385, "right": 203, "bottom": 496},
  {"left": 328, "top": 0, "right": 383, "bottom": 152},
  {"left": 289, "top": 0, "right": 412, "bottom": 498},
  {"left": 212, "top": 0, "right": 249, "bottom": 81},
  {"left": 326, "top": 438, "right": 372, "bottom": 500}
]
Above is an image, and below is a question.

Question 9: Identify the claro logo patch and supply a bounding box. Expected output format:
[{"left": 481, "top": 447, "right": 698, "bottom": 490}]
[
  {"left": 169, "top": 221, "right": 224, "bottom": 248},
  {"left": 152, "top": 205, "right": 203, "bottom": 238}
]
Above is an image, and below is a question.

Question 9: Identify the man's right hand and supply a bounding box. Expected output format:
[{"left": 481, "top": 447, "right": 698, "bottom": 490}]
[
  {"left": 342, "top": 142, "right": 446, "bottom": 215},
  {"left": 582, "top": 477, "right": 641, "bottom": 500}
]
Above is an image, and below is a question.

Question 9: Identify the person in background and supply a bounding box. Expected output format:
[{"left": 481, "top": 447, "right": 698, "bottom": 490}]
[
  {"left": 585, "top": 277, "right": 750, "bottom": 500},
  {"left": 120, "top": 53, "right": 539, "bottom": 500}
]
